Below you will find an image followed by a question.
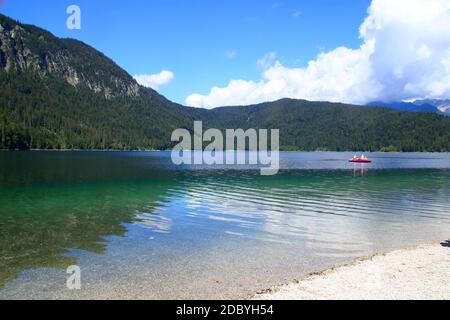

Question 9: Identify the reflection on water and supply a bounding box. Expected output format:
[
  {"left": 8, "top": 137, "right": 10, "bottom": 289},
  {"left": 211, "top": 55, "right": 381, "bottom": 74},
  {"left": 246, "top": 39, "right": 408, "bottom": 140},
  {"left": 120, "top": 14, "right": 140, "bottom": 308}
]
[
  {"left": 0, "top": 180, "right": 181, "bottom": 287},
  {"left": 0, "top": 151, "right": 449, "bottom": 298}
]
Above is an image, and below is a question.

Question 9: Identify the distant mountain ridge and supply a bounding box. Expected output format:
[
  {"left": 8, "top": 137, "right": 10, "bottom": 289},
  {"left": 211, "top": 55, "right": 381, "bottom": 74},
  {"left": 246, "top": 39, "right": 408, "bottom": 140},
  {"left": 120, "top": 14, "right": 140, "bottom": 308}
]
[
  {"left": 1, "top": 13, "right": 450, "bottom": 152},
  {"left": 420, "top": 99, "right": 450, "bottom": 114},
  {"left": 368, "top": 100, "right": 450, "bottom": 116}
]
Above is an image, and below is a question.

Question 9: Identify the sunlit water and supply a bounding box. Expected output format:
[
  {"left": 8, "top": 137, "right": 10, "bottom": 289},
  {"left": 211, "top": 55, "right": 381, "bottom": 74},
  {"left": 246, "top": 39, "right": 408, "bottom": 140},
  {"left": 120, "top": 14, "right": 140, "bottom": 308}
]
[{"left": 0, "top": 151, "right": 449, "bottom": 299}]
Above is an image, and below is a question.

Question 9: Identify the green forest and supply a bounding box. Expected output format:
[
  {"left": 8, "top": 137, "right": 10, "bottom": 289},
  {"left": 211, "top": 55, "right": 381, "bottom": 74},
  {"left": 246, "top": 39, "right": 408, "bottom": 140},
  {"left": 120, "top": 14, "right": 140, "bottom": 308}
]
[
  {"left": 0, "top": 70, "right": 194, "bottom": 150},
  {"left": 1, "top": 13, "right": 450, "bottom": 152},
  {"left": 1, "top": 71, "right": 450, "bottom": 152},
  {"left": 194, "top": 99, "right": 450, "bottom": 152}
]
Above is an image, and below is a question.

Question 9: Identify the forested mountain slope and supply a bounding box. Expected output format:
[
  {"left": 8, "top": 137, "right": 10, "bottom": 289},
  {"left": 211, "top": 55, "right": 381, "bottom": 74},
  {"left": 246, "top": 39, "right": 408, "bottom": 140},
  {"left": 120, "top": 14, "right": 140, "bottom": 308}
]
[{"left": 1, "top": 14, "right": 449, "bottom": 152}]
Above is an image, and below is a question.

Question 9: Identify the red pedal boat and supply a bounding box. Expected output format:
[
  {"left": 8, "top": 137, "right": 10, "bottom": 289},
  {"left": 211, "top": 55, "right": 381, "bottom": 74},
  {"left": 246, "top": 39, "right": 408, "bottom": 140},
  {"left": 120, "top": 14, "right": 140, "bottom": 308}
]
[{"left": 349, "top": 155, "right": 372, "bottom": 163}]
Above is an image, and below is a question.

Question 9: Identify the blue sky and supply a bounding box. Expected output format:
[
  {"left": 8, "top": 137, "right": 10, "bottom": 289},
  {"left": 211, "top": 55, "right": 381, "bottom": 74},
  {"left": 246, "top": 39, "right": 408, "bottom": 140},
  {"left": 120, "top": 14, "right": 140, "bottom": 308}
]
[
  {"left": 2, "top": 1, "right": 449, "bottom": 108},
  {"left": 1, "top": 0, "right": 370, "bottom": 104}
]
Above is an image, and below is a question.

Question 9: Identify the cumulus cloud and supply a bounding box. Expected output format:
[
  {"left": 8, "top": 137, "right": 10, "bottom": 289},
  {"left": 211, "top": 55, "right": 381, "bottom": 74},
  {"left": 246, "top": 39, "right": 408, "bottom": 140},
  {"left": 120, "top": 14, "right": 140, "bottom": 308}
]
[
  {"left": 134, "top": 70, "right": 174, "bottom": 90},
  {"left": 186, "top": 0, "right": 450, "bottom": 109}
]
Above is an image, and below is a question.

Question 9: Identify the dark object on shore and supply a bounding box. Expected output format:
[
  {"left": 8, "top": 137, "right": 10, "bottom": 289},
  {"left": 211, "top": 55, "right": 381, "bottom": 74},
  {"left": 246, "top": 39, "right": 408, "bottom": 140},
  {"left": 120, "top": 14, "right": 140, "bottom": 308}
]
[{"left": 440, "top": 240, "right": 450, "bottom": 248}]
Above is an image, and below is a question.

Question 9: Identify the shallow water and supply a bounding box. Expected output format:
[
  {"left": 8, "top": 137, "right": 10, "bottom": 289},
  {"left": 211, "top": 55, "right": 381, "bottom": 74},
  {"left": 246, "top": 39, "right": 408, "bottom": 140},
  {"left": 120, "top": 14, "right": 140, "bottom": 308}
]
[{"left": 0, "top": 151, "right": 449, "bottom": 299}]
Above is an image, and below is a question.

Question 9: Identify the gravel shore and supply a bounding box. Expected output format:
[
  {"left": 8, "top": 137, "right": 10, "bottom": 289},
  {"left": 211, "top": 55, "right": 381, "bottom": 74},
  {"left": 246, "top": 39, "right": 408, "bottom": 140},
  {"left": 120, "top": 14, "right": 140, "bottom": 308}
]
[{"left": 255, "top": 241, "right": 450, "bottom": 300}]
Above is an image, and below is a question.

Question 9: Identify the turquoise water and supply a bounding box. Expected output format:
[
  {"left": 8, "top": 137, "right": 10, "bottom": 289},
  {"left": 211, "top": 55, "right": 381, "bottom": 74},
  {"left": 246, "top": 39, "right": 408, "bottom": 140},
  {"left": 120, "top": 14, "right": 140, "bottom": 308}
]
[{"left": 0, "top": 151, "right": 449, "bottom": 299}]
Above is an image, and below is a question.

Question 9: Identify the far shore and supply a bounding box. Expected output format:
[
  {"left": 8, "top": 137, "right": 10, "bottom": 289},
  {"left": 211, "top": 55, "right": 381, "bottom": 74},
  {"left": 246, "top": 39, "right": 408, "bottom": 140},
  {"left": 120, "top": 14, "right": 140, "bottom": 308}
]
[
  {"left": 1, "top": 149, "right": 449, "bottom": 153},
  {"left": 254, "top": 241, "right": 450, "bottom": 300},
  {"left": 0, "top": 148, "right": 165, "bottom": 152}
]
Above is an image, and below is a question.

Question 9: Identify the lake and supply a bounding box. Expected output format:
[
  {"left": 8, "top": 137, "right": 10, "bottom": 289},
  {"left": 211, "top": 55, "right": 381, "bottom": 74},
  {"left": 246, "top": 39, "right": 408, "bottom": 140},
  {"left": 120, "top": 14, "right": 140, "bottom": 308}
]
[{"left": 0, "top": 151, "right": 449, "bottom": 299}]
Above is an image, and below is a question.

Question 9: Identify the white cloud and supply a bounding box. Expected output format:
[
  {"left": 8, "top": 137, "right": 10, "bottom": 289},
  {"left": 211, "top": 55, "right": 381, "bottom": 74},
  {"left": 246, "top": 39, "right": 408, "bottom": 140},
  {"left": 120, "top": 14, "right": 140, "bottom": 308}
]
[
  {"left": 134, "top": 70, "right": 174, "bottom": 90},
  {"left": 186, "top": 0, "right": 450, "bottom": 109}
]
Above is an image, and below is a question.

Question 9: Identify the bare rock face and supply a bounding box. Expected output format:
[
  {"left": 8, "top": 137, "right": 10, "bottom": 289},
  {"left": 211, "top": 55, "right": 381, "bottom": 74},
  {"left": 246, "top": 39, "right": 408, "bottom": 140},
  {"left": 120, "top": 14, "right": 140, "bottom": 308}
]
[{"left": 0, "top": 15, "right": 140, "bottom": 98}]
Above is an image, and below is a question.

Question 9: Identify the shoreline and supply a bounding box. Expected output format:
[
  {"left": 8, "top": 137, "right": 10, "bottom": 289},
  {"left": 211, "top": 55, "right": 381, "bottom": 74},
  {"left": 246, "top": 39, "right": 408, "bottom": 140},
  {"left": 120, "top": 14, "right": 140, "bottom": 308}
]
[
  {"left": 1, "top": 149, "right": 450, "bottom": 154},
  {"left": 254, "top": 241, "right": 450, "bottom": 300}
]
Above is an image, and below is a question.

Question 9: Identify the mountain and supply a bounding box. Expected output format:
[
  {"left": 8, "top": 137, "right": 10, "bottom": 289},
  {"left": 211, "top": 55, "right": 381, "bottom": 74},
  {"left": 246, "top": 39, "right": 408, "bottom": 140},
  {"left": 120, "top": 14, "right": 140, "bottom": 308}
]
[
  {"left": 368, "top": 100, "right": 450, "bottom": 116},
  {"left": 0, "top": 14, "right": 195, "bottom": 150},
  {"left": 192, "top": 99, "right": 450, "bottom": 152},
  {"left": 0, "top": 15, "right": 139, "bottom": 98},
  {"left": 1, "top": 14, "right": 450, "bottom": 152},
  {"left": 418, "top": 99, "right": 450, "bottom": 115}
]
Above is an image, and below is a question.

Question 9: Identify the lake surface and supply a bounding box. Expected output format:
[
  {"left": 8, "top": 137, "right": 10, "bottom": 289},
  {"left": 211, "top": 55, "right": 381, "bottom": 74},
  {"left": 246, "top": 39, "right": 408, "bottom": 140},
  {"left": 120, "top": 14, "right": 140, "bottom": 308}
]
[{"left": 0, "top": 151, "right": 449, "bottom": 299}]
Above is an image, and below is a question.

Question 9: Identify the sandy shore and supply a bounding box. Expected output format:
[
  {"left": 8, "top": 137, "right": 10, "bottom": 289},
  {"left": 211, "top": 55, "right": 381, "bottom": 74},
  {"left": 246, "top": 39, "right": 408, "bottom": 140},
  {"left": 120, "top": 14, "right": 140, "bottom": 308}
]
[{"left": 255, "top": 241, "right": 450, "bottom": 300}]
